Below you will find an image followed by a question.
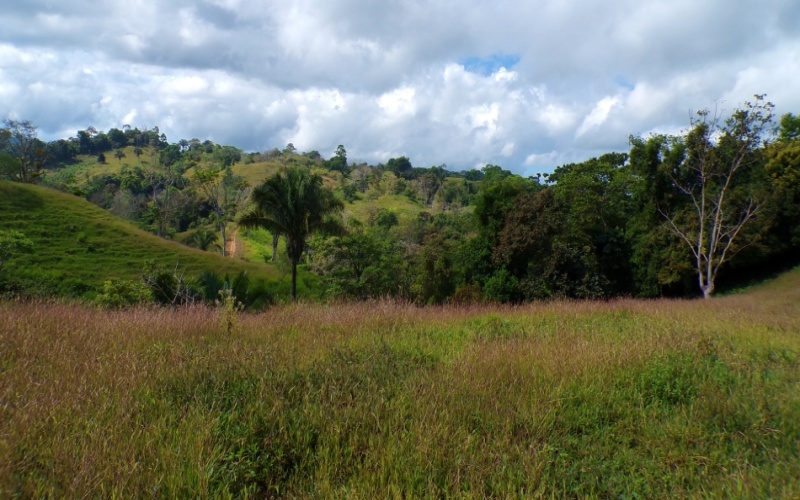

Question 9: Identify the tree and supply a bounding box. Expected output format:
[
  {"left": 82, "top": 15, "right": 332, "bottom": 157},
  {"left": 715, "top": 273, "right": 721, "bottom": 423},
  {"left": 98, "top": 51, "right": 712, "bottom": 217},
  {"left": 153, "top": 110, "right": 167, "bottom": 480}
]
[
  {"left": 335, "top": 144, "right": 347, "bottom": 164},
  {"left": 387, "top": 156, "right": 412, "bottom": 178},
  {"left": 108, "top": 128, "right": 127, "bottom": 148},
  {"left": 473, "top": 172, "right": 537, "bottom": 243},
  {"left": 765, "top": 114, "right": 800, "bottom": 251},
  {"left": 325, "top": 145, "right": 348, "bottom": 172},
  {"left": 187, "top": 228, "right": 221, "bottom": 252},
  {"left": 312, "top": 223, "right": 403, "bottom": 299},
  {"left": 493, "top": 188, "right": 560, "bottom": 280},
  {"left": 239, "top": 167, "right": 344, "bottom": 300},
  {"left": 1, "top": 119, "right": 48, "bottom": 183},
  {"left": 418, "top": 172, "right": 442, "bottom": 207},
  {"left": 627, "top": 134, "right": 694, "bottom": 297},
  {"left": 213, "top": 146, "right": 242, "bottom": 167},
  {"left": 777, "top": 113, "right": 800, "bottom": 142},
  {"left": 661, "top": 95, "right": 774, "bottom": 298},
  {"left": 193, "top": 166, "right": 249, "bottom": 256}
]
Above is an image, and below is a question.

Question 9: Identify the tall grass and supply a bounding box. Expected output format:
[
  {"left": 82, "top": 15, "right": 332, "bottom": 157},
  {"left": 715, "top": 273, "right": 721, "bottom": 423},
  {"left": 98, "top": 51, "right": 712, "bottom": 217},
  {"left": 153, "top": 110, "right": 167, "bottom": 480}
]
[{"left": 1, "top": 270, "right": 799, "bottom": 497}]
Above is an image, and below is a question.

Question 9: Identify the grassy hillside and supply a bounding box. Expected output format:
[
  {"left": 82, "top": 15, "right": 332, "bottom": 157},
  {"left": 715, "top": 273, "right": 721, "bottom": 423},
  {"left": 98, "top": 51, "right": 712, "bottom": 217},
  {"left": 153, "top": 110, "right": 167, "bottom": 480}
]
[
  {"left": 42, "top": 146, "right": 160, "bottom": 187},
  {"left": 1, "top": 268, "right": 799, "bottom": 497},
  {"left": 0, "top": 181, "right": 320, "bottom": 299}
]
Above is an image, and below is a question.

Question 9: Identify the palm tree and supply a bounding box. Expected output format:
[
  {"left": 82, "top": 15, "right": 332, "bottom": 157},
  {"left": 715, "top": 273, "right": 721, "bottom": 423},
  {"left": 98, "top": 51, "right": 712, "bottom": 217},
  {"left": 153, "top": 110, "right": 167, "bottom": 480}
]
[
  {"left": 188, "top": 228, "right": 221, "bottom": 252},
  {"left": 239, "top": 166, "right": 343, "bottom": 300}
]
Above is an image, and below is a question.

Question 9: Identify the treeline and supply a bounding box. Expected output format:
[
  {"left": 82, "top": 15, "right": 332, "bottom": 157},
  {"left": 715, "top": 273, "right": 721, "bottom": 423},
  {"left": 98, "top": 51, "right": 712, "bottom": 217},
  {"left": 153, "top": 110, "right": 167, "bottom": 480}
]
[
  {"left": 310, "top": 97, "right": 800, "bottom": 302},
  {"left": 3, "top": 95, "right": 800, "bottom": 304}
]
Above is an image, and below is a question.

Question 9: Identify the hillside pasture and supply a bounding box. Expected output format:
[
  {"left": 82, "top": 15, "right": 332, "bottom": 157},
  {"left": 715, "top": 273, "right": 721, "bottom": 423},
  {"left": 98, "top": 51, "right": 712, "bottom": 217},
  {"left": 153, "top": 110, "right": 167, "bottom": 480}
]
[{"left": 0, "top": 181, "right": 294, "bottom": 298}]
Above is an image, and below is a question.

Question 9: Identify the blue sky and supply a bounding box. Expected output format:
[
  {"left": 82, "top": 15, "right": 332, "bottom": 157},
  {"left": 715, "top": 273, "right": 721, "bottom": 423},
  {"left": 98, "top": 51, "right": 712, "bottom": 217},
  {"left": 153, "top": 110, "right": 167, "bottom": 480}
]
[
  {"left": 2, "top": 0, "right": 799, "bottom": 175},
  {"left": 461, "top": 55, "right": 521, "bottom": 76}
]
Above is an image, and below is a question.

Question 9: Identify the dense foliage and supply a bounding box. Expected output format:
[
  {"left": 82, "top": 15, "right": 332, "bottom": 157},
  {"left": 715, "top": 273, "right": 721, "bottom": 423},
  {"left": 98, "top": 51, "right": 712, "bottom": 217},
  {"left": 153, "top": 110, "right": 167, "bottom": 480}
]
[{"left": 2, "top": 96, "right": 799, "bottom": 303}]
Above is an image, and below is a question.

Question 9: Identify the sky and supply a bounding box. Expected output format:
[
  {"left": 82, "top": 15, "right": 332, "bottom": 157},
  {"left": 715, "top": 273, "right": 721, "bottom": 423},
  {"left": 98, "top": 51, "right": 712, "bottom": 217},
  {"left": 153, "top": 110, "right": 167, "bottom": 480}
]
[{"left": 2, "top": 0, "right": 800, "bottom": 175}]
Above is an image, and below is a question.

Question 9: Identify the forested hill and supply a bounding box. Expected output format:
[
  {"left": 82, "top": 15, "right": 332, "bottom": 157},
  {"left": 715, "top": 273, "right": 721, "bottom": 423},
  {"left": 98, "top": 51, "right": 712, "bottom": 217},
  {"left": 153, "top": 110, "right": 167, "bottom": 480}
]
[{"left": 2, "top": 100, "right": 799, "bottom": 304}]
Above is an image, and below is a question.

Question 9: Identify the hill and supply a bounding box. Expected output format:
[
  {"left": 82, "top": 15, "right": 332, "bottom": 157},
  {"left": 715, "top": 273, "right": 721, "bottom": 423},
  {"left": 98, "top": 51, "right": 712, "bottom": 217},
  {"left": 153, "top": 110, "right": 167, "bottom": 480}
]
[{"left": 0, "top": 181, "right": 318, "bottom": 299}]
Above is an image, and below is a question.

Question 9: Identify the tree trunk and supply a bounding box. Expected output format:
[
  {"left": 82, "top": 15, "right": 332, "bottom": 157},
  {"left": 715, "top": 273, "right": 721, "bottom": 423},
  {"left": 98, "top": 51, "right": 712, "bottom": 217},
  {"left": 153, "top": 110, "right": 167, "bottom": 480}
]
[
  {"left": 220, "top": 223, "right": 227, "bottom": 257},
  {"left": 291, "top": 261, "right": 297, "bottom": 301},
  {"left": 272, "top": 233, "right": 279, "bottom": 262}
]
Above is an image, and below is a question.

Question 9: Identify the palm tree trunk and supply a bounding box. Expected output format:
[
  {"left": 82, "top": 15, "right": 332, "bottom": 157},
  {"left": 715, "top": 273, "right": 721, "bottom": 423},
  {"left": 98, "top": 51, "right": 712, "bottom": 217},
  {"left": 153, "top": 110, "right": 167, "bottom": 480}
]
[
  {"left": 220, "top": 223, "right": 227, "bottom": 257},
  {"left": 291, "top": 261, "right": 297, "bottom": 301},
  {"left": 272, "top": 233, "right": 279, "bottom": 262}
]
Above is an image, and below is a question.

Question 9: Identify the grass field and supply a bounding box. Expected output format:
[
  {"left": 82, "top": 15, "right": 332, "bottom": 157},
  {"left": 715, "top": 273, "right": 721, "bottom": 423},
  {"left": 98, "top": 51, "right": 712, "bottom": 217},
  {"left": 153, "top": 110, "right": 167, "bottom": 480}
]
[
  {"left": 0, "top": 181, "right": 307, "bottom": 298},
  {"left": 1, "top": 268, "right": 798, "bottom": 497}
]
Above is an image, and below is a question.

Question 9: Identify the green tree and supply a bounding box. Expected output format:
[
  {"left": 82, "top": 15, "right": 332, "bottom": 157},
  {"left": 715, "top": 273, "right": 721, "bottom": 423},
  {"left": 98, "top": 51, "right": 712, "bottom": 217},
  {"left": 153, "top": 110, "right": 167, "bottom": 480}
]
[
  {"left": 627, "top": 134, "right": 694, "bottom": 297},
  {"left": 386, "top": 156, "right": 412, "bottom": 178},
  {"left": 213, "top": 145, "right": 243, "bottom": 167},
  {"left": 549, "top": 153, "right": 634, "bottom": 297},
  {"left": 313, "top": 223, "right": 403, "bottom": 299},
  {"left": 777, "top": 113, "right": 800, "bottom": 142},
  {"left": 492, "top": 188, "right": 560, "bottom": 283},
  {"left": 239, "top": 167, "right": 344, "bottom": 300},
  {"left": 473, "top": 172, "right": 537, "bottom": 243},
  {"left": 765, "top": 114, "right": 800, "bottom": 250},
  {"left": 325, "top": 145, "right": 348, "bottom": 172},
  {"left": 1, "top": 119, "right": 48, "bottom": 183}
]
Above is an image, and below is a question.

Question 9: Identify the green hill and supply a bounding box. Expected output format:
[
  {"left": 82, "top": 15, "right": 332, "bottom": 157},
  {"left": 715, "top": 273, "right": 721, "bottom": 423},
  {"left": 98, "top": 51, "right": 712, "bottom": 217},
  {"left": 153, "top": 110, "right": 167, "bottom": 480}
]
[{"left": 0, "top": 181, "right": 316, "bottom": 299}]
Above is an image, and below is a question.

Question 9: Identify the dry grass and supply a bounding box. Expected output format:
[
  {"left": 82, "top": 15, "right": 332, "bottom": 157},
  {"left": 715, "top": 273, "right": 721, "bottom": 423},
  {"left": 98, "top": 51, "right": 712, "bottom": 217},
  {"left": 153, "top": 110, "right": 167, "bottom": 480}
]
[{"left": 1, "top": 270, "right": 799, "bottom": 497}]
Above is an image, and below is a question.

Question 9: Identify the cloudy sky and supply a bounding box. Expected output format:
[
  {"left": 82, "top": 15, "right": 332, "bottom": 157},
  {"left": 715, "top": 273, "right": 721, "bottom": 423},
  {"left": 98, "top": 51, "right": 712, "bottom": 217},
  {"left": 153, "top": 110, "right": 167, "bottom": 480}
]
[{"left": 2, "top": 0, "right": 799, "bottom": 174}]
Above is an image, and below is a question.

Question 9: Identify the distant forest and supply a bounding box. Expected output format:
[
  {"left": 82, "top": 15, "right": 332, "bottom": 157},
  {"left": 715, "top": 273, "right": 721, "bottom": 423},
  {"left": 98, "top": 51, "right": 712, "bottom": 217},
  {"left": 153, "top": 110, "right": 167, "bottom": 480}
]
[{"left": 2, "top": 94, "right": 800, "bottom": 304}]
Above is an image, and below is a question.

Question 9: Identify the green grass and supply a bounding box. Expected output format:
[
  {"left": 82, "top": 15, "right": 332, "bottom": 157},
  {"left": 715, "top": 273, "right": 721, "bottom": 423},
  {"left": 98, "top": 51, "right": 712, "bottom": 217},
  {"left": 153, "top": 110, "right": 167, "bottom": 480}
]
[
  {"left": 43, "top": 146, "right": 160, "bottom": 186},
  {"left": 346, "top": 193, "right": 427, "bottom": 225},
  {"left": 0, "top": 181, "right": 318, "bottom": 299},
  {"left": 231, "top": 160, "right": 284, "bottom": 187},
  {"left": 1, "top": 268, "right": 799, "bottom": 497}
]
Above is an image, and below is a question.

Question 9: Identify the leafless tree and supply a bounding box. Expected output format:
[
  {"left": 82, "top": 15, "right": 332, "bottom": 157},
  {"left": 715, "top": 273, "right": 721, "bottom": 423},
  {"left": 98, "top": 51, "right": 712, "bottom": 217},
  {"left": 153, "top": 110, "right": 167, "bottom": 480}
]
[{"left": 660, "top": 95, "right": 774, "bottom": 298}]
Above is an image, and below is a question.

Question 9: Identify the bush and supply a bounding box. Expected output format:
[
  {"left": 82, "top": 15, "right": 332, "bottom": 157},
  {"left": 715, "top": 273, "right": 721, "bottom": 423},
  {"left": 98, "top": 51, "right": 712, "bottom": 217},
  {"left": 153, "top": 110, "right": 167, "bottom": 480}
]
[
  {"left": 95, "top": 278, "right": 153, "bottom": 308},
  {"left": 483, "top": 269, "right": 520, "bottom": 303}
]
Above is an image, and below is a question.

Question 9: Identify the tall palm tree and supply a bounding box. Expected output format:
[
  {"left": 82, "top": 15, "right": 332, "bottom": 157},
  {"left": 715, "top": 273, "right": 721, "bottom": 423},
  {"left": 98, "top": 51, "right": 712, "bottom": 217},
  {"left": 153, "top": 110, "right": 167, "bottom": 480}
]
[{"left": 239, "top": 167, "right": 343, "bottom": 300}]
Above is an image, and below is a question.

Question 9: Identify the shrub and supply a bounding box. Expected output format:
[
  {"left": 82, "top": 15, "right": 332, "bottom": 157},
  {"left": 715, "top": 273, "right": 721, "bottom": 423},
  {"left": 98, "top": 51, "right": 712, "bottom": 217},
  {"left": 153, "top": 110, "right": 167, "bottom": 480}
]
[
  {"left": 95, "top": 278, "right": 153, "bottom": 308},
  {"left": 483, "top": 268, "right": 520, "bottom": 303}
]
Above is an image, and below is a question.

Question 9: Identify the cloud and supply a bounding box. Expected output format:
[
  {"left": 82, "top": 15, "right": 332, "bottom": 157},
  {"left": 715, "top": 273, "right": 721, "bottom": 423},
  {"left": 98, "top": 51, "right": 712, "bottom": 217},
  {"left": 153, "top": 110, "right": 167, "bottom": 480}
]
[
  {"left": 576, "top": 96, "right": 622, "bottom": 138},
  {"left": 1, "top": 0, "right": 799, "bottom": 173}
]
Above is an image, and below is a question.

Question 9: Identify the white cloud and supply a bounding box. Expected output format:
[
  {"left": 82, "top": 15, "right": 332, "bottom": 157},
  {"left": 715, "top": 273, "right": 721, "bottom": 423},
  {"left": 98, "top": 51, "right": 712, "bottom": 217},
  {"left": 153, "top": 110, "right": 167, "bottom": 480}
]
[
  {"left": 1, "top": 0, "right": 799, "bottom": 172},
  {"left": 577, "top": 96, "right": 622, "bottom": 138},
  {"left": 377, "top": 87, "right": 416, "bottom": 118}
]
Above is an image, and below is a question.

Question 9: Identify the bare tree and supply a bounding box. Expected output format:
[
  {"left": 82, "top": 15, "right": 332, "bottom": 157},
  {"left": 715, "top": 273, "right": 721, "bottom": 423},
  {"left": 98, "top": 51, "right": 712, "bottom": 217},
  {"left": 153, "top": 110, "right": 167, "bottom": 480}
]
[{"left": 661, "top": 95, "right": 774, "bottom": 298}]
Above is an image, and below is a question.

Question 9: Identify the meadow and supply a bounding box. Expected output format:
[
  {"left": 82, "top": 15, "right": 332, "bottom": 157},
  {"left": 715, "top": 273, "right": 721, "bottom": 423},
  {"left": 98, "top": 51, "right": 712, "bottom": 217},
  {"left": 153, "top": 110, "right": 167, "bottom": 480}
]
[{"left": 1, "top": 269, "right": 799, "bottom": 497}]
